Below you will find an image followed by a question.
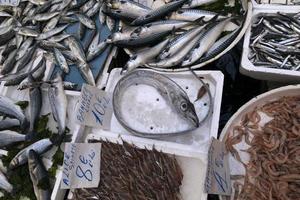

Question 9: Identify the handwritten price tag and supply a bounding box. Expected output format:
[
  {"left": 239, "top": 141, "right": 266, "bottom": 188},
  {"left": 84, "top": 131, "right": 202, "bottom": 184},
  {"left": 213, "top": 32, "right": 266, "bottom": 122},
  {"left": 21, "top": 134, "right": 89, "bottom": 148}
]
[
  {"left": 61, "top": 143, "right": 101, "bottom": 189},
  {"left": 0, "top": 0, "right": 19, "bottom": 6},
  {"left": 76, "top": 84, "right": 113, "bottom": 129},
  {"left": 205, "top": 137, "right": 231, "bottom": 195}
]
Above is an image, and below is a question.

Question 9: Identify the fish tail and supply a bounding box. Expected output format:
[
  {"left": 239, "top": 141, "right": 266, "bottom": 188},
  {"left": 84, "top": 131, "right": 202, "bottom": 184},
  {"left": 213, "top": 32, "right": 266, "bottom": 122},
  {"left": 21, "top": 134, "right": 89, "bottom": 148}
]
[
  {"left": 20, "top": 118, "right": 29, "bottom": 131},
  {"left": 25, "top": 131, "right": 36, "bottom": 141}
]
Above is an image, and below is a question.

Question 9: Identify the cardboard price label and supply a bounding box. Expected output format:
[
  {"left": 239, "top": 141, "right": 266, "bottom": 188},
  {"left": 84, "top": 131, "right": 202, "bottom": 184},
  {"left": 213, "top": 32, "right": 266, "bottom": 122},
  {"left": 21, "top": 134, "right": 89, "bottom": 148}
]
[
  {"left": 76, "top": 84, "right": 113, "bottom": 129},
  {"left": 0, "top": 0, "right": 19, "bottom": 6},
  {"left": 205, "top": 137, "right": 231, "bottom": 195},
  {"left": 61, "top": 143, "right": 101, "bottom": 189}
]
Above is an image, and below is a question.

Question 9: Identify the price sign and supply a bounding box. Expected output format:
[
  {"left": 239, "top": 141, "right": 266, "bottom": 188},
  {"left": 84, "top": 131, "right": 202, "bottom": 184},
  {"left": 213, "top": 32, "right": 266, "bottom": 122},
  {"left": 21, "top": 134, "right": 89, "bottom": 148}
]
[
  {"left": 61, "top": 143, "right": 101, "bottom": 189},
  {"left": 205, "top": 137, "right": 231, "bottom": 195},
  {"left": 76, "top": 84, "right": 113, "bottom": 129},
  {"left": 0, "top": 0, "right": 19, "bottom": 6}
]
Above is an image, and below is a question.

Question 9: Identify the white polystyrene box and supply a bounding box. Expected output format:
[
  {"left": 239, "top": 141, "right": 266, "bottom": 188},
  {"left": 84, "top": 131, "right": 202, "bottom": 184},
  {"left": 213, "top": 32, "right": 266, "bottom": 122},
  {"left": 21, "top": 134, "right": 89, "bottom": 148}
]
[
  {"left": 241, "top": 8, "right": 300, "bottom": 82},
  {"left": 91, "top": 68, "right": 224, "bottom": 156}
]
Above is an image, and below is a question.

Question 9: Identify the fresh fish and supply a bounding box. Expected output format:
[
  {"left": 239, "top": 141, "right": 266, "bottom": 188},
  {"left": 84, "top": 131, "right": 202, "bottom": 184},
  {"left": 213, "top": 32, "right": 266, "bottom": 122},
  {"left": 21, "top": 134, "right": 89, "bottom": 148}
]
[
  {"left": 106, "top": 16, "right": 116, "bottom": 31},
  {"left": 148, "top": 25, "right": 206, "bottom": 68},
  {"left": 131, "top": 0, "right": 189, "bottom": 26},
  {"left": 47, "top": 33, "right": 71, "bottom": 43},
  {"left": 0, "top": 26, "right": 15, "bottom": 46},
  {"left": 48, "top": 74, "right": 67, "bottom": 135},
  {"left": 0, "top": 95, "right": 27, "bottom": 129},
  {"left": 113, "top": 70, "right": 199, "bottom": 138},
  {"left": 16, "top": 37, "right": 34, "bottom": 60},
  {"left": 15, "top": 27, "right": 40, "bottom": 37},
  {"left": 183, "top": 0, "right": 217, "bottom": 8},
  {"left": 0, "top": 118, "right": 20, "bottom": 130},
  {"left": 28, "top": 81, "right": 42, "bottom": 139},
  {"left": 108, "top": 0, "right": 151, "bottom": 18},
  {"left": 81, "top": 0, "right": 96, "bottom": 13},
  {"left": 123, "top": 39, "right": 170, "bottom": 73},
  {"left": 77, "top": 63, "right": 96, "bottom": 86},
  {"left": 83, "top": 29, "right": 97, "bottom": 52},
  {"left": 54, "top": 48, "right": 69, "bottom": 73},
  {"left": 1, "top": 49, "right": 17, "bottom": 75},
  {"left": 9, "top": 138, "right": 53, "bottom": 169},
  {"left": 28, "top": 150, "right": 51, "bottom": 200},
  {"left": 87, "top": 41, "right": 108, "bottom": 61},
  {"left": 76, "top": 13, "right": 96, "bottom": 29},
  {"left": 0, "top": 170, "right": 13, "bottom": 193},
  {"left": 0, "top": 130, "right": 26, "bottom": 147},
  {"left": 102, "top": 8, "right": 138, "bottom": 23},
  {"left": 15, "top": 45, "right": 37, "bottom": 71},
  {"left": 182, "top": 18, "right": 231, "bottom": 66},
  {"left": 65, "top": 36, "right": 87, "bottom": 64},
  {"left": 38, "top": 40, "right": 67, "bottom": 50},
  {"left": 36, "top": 25, "right": 68, "bottom": 40},
  {"left": 86, "top": 1, "right": 101, "bottom": 17},
  {"left": 43, "top": 15, "right": 61, "bottom": 33},
  {"left": 63, "top": 81, "right": 78, "bottom": 90},
  {"left": 31, "top": 12, "right": 60, "bottom": 22},
  {"left": 169, "top": 9, "right": 221, "bottom": 22},
  {"left": 28, "top": 0, "right": 47, "bottom": 6}
]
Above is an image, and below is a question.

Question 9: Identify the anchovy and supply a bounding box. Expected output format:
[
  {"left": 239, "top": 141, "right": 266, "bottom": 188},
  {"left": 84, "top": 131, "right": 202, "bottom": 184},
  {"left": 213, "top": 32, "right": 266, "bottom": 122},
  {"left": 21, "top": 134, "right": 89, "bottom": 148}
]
[
  {"left": 16, "top": 37, "right": 34, "bottom": 60},
  {"left": 48, "top": 74, "right": 67, "bottom": 135},
  {"left": 31, "top": 12, "right": 60, "bottom": 22},
  {"left": 43, "top": 15, "right": 60, "bottom": 33},
  {"left": 28, "top": 150, "right": 51, "bottom": 200},
  {"left": 86, "top": 2, "right": 101, "bottom": 17},
  {"left": 9, "top": 138, "right": 53, "bottom": 169},
  {"left": 65, "top": 36, "right": 87, "bottom": 64},
  {"left": 15, "top": 27, "right": 40, "bottom": 37},
  {"left": 113, "top": 70, "right": 199, "bottom": 138},
  {"left": 76, "top": 13, "right": 96, "bottom": 29},
  {"left": 0, "top": 130, "right": 26, "bottom": 147},
  {"left": 131, "top": 0, "right": 189, "bottom": 26}
]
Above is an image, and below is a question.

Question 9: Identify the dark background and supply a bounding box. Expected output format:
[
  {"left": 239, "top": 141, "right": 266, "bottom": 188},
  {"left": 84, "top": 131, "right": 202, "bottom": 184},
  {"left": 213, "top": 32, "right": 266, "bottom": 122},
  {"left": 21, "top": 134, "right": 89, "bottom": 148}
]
[{"left": 109, "top": 38, "right": 268, "bottom": 200}]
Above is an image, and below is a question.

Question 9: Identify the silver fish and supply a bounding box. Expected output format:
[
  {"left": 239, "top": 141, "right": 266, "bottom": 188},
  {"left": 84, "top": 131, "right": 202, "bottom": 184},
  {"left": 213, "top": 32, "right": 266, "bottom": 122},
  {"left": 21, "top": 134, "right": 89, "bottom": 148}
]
[
  {"left": 1, "top": 49, "right": 17, "bottom": 75},
  {"left": 48, "top": 74, "right": 67, "bottom": 135},
  {"left": 31, "top": 12, "right": 60, "bottom": 22},
  {"left": 54, "top": 48, "right": 69, "bottom": 73},
  {"left": 169, "top": 9, "right": 221, "bottom": 22},
  {"left": 113, "top": 70, "right": 199, "bottom": 138},
  {"left": 87, "top": 41, "right": 108, "bottom": 61},
  {"left": 15, "top": 27, "right": 40, "bottom": 37},
  {"left": 76, "top": 13, "right": 96, "bottom": 29},
  {"left": 43, "top": 15, "right": 60, "bottom": 33},
  {"left": 131, "top": 0, "right": 189, "bottom": 26},
  {"left": 65, "top": 36, "right": 87, "bottom": 64},
  {"left": 9, "top": 138, "right": 53, "bottom": 169},
  {"left": 124, "top": 39, "right": 170, "bottom": 73},
  {"left": 182, "top": 18, "right": 231, "bottom": 66},
  {"left": 0, "top": 170, "right": 13, "bottom": 193},
  {"left": 0, "top": 95, "right": 27, "bottom": 129},
  {"left": 15, "top": 45, "right": 37, "bottom": 71},
  {"left": 28, "top": 150, "right": 51, "bottom": 200},
  {"left": 0, "top": 118, "right": 20, "bottom": 130},
  {"left": 183, "top": 0, "right": 217, "bottom": 8},
  {"left": 16, "top": 37, "right": 34, "bottom": 60},
  {"left": 0, "top": 130, "right": 26, "bottom": 147},
  {"left": 36, "top": 25, "right": 68, "bottom": 40},
  {"left": 28, "top": 83, "right": 42, "bottom": 138}
]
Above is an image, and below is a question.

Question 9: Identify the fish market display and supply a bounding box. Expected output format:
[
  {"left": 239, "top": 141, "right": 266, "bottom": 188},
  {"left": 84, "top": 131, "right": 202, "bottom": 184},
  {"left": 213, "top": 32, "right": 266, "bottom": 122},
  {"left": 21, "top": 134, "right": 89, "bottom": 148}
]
[
  {"left": 73, "top": 140, "right": 183, "bottom": 200},
  {"left": 103, "top": 0, "right": 245, "bottom": 72},
  {"left": 224, "top": 95, "right": 300, "bottom": 199},
  {"left": 0, "top": 0, "right": 112, "bottom": 87},
  {"left": 249, "top": 12, "right": 300, "bottom": 71},
  {"left": 113, "top": 70, "right": 199, "bottom": 138}
]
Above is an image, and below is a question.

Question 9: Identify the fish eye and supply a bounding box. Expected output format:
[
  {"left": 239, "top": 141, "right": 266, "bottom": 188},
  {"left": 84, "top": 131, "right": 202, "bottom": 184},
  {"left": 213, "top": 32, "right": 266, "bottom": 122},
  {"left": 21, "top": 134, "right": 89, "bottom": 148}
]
[{"left": 180, "top": 102, "right": 188, "bottom": 111}]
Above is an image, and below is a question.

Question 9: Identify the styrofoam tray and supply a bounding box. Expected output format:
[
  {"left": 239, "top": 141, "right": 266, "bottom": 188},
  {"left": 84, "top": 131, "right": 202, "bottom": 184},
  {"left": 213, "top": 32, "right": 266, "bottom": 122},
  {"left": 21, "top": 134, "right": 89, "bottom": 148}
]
[
  {"left": 251, "top": 0, "right": 300, "bottom": 8},
  {"left": 92, "top": 68, "right": 224, "bottom": 156},
  {"left": 218, "top": 84, "right": 300, "bottom": 199},
  {"left": 65, "top": 132, "right": 208, "bottom": 200},
  {"left": 241, "top": 8, "right": 300, "bottom": 82}
]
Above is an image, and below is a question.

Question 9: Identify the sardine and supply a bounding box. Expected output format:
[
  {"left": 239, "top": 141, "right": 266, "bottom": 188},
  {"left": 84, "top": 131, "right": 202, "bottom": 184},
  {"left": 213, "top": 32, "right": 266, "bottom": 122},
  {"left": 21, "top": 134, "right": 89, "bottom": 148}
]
[
  {"left": 48, "top": 74, "right": 67, "bottom": 135},
  {"left": 9, "top": 138, "right": 53, "bottom": 169},
  {"left": 76, "top": 13, "right": 96, "bottom": 29},
  {"left": 0, "top": 118, "right": 20, "bottom": 130},
  {"left": 28, "top": 150, "right": 51, "bottom": 200},
  {"left": 36, "top": 25, "right": 68, "bottom": 40},
  {"left": 113, "top": 70, "right": 199, "bottom": 138},
  {"left": 1, "top": 49, "right": 17, "bottom": 75},
  {"left": 16, "top": 37, "right": 34, "bottom": 60},
  {"left": 0, "top": 130, "right": 26, "bottom": 147},
  {"left": 28, "top": 81, "right": 42, "bottom": 139},
  {"left": 54, "top": 48, "right": 69, "bottom": 73}
]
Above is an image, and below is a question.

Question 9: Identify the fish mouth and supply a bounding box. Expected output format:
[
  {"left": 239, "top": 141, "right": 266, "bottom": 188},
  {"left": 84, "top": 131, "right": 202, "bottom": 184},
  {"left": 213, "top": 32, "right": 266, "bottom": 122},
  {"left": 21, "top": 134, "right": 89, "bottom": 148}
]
[{"left": 189, "top": 114, "right": 199, "bottom": 128}]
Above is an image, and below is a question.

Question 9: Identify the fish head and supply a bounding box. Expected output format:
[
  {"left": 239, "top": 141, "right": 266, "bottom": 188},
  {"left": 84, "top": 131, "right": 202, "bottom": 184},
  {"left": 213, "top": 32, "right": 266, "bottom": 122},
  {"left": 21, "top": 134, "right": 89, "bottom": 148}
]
[
  {"left": 123, "top": 55, "right": 141, "bottom": 73},
  {"left": 173, "top": 93, "right": 199, "bottom": 128}
]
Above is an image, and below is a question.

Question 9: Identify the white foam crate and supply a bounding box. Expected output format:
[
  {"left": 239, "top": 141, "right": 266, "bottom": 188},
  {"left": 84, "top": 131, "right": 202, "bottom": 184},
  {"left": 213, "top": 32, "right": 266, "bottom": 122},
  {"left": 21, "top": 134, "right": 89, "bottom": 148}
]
[
  {"left": 218, "top": 84, "right": 300, "bottom": 199},
  {"left": 63, "top": 132, "right": 208, "bottom": 200},
  {"left": 91, "top": 68, "right": 224, "bottom": 156},
  {"left": 241, "top": 8, "right": 300, "bottom": 82},
  {"left": 250, "top": 0, "right": 300, "bottom": 8}
]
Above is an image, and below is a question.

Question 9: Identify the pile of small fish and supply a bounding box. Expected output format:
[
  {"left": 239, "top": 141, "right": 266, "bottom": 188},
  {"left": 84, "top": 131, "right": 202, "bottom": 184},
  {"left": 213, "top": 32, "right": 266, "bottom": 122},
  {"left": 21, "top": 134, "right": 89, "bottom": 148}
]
[
  {"left": 0, "top": 0, "right": 112, "bottom": 87},
  {"left": 73, "top": 140, "right": 183, "bottom": 200},
  {"left": 249, "top": 12, "right": 300, "bottom": 71},
  {"left": 0, "top": 73, "right": 67, "bottom": 199},
  {"left": 103, "top": 0, "right": 245, "bottom": 72}
]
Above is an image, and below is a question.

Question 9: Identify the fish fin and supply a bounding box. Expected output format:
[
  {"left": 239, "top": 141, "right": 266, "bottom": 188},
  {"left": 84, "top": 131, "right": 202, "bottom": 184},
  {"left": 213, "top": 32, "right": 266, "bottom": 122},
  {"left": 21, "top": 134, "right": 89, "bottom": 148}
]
[
  {"left": 192, "top": 16, "right": 205, "bottom": 25},
  {"left": 207, "top": 14, "right": 219, "bottom": 23}
]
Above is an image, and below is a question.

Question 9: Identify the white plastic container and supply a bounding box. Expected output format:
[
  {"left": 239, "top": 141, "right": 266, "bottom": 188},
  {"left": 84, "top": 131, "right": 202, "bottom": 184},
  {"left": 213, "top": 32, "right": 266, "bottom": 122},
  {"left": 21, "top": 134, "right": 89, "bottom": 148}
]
[
  {"left": 67, "top": 132, "right": 209, "bottom": 200},
  {"left": 93, "top": 68, "right": 224, "bottom": 155},
  {"left": 241, "top": 8, "right": 300, "bottom": 82},
  {"left": 218, "top": 84, "right": 300, "bottom": 199}
]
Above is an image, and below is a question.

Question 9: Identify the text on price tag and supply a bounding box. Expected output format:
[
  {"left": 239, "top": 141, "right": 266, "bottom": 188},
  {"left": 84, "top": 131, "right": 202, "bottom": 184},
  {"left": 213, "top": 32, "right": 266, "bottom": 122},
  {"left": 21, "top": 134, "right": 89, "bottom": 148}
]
[
  {"left": 205, "top": 137, "right": 231, "bottom": 195},
  {"left": 76, "top": 84, "right": 113, "bottom": 129},
  {"left": 61, "top": 143, "right": 101, "bottom": 189}
]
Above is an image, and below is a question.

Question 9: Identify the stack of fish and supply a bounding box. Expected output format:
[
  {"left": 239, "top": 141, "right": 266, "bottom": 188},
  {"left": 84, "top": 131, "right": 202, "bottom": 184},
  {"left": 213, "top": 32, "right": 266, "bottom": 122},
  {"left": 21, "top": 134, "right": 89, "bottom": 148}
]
[
  {"left": 0, "top": 0, "right": 112, "bottom": 87},
  {"left": 103, "top": 0, "right": 245, "bottom": 72},
  {"left": 249, "top": 12, "right": 300, "bottom": 71},
  {"left": 0, "top": 73, "right": 67, "bottom": 199}
]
